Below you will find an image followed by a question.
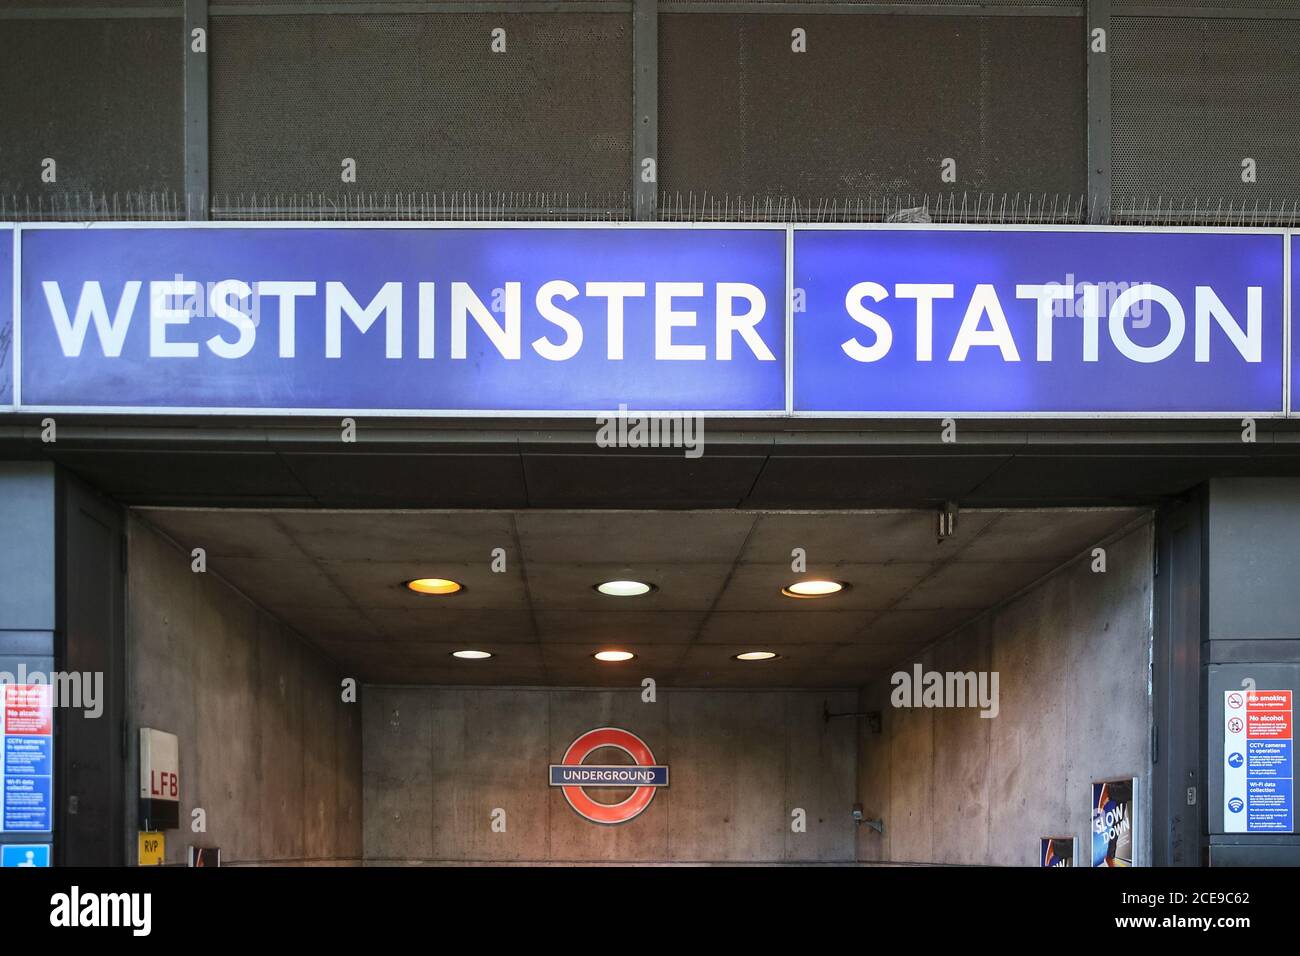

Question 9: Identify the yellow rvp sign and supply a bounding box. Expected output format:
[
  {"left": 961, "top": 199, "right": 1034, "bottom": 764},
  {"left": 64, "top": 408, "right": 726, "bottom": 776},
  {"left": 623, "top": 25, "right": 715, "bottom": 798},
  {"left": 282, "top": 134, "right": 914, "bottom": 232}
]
[{"left": 138, "top": 831, "right": 164, "bottom": 866}]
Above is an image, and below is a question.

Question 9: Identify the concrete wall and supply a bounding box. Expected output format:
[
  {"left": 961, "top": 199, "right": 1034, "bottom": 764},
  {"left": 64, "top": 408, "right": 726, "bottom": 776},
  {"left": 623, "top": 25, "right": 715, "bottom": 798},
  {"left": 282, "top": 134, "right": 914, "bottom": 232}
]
[
  {"left": 363, "top": 687, "right": 857, "bottom": 864},
  {"left": 857, "top": 522, "right": 1153, "bottom": 866},
  {"left": 126, "top": 514, "right": 362, "bottom": 865}
]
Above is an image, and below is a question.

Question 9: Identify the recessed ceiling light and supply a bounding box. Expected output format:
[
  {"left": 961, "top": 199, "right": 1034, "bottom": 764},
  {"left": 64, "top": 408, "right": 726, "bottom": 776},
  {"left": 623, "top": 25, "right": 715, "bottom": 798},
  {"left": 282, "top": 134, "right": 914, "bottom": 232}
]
[
  {"left": 406, "top": 578, "right": 464, "bottom": 595},
  {"left": 782, "top": 580, "right": 846, "bottom": 599},
  {"left": 593, "top": 650, "right": 636, "bottom": 662},
  {"left": 451, "top": 650, "right": 492, "bottom": 660},
  {"left": 595, "top": 580, "right": 654, "bottom": 597},
  {"left": 735, "top": 651, "right": 779, "bottom": 661}
]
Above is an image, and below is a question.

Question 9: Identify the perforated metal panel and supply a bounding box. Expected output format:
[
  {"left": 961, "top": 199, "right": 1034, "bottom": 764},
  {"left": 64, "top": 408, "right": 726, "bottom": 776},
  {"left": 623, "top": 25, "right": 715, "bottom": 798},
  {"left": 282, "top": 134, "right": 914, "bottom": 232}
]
[
  {"left": 209, "top": 14, "right": 631, "bottom": 213},
  {"left": 211, "top": 0, "right": 619, "bottom": 4},
  {"left": 213, "top": 0, "right": 615, "bottom": 4},
  {"left": 659, "top": 13, "right": 1086, "bottom": 199},
  {"left": 1114, "top": 1, "right": 1297, "bottom": 9},
  {"left": 1112, "top": 16, "right": 1300, "bottom": 206},
  {"left": 665, "top": 1, "right": 1080, "bottom": 5},
  {"left": 10, "top": 0, "right": 177, "bottom": 8},
  {"left": 0, "top": 19, "right": 183, "bottom": 197}
]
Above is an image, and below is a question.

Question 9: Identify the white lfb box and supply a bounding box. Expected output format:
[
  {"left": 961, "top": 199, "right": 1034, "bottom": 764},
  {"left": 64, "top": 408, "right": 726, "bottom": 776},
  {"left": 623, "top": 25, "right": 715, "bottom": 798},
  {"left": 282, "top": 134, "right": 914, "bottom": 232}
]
[{"left": 139, "top": 728, "right": 180, "bottom": 831}]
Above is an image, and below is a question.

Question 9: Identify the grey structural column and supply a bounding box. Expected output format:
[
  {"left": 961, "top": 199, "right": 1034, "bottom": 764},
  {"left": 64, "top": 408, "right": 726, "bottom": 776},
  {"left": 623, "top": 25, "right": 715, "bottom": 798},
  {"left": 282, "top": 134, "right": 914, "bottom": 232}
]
[
  {"left": 632, "top": 0, "right": 658, "bottom": 221},
  {"left": 184, "top": 0, "right": 210, "bottom": 220},
  {"left": 0, "top": 464, "right": 56, "bottom": 862},
  {"left": 0, "top": 463, "right": 127, "bottom": 866},
  {"left": 1152, "top": 495, "right": 1206, "bottom": 866},
  {"left": 59, "top": 475, "right": 126, "bottom": 866},
  {"left": 1086, "top": 0, "right": 1111, "bottom": 224},
  {"left": 1201, "top": 479, "right": 1300, "bottom": 865}
]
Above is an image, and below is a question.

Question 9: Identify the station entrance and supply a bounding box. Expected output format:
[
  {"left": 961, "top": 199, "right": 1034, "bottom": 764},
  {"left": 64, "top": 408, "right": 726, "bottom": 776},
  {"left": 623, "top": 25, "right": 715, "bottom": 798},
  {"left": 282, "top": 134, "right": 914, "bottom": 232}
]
[
  {"left": 119, "top": 502, "right": 1152, "bottom": 865},
  {"left": 4, "top": 432, "right": 1300, "bottom": 866}
]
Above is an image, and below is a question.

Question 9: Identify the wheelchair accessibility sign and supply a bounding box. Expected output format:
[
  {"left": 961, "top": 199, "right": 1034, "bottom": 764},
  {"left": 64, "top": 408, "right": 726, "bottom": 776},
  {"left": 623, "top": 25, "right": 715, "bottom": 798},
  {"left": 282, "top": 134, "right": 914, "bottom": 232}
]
[{"left": 0, "top": 844, "right": 49, "bottom": 867}]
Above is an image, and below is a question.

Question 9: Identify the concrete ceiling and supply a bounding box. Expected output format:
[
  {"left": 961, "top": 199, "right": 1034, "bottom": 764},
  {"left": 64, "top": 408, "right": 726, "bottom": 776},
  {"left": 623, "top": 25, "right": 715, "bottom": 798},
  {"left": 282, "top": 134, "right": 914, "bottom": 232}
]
[{"left": 137, "top": 506, "right": 1146, "bottom": 688}]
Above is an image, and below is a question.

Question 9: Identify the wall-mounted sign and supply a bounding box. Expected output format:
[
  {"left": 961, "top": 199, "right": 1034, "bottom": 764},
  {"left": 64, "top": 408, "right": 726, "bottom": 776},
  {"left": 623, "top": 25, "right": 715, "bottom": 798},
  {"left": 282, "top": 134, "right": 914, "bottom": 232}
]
[
  {"left": 1091, "top": 778, "right": 1138, "bottom": 867},
  {"left": 0, "top": 844, "right": 49, "bottom": 867},
  {"left": 138, "top": 831, "right": 164, "bottom": 867},
  {"left": 139, "top": 727, "right": 179, "bottom": 830},
  {"left": 4, "top": 224, "right": 1292, "bottom": 418},
  {"left": 2, "top": 684, "right": 53, "bottom": 833},
  {"left": 188, "top": 846, "right": 220, "bottom": 867},
  {"left": 795, "top": 230, "right": 1283, "bottom": 414},
  {"left": 16, "top": 226, "right": 785, "bottom": 414},
  {"left": 1223, "top": 689, "right": 1293, "bottom": 833},
  {"left": 549, "top": 727, "right": 668, "bottom": 825},
  {"left": 1040, "top": 837, "right": 1074, "bottom": 867}
]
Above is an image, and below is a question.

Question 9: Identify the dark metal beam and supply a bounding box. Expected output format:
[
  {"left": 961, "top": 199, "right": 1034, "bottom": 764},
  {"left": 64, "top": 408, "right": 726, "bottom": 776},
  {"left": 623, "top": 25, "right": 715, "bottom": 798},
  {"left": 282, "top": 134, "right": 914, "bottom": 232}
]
[
  {"left": 184, "top": 0, "right": 210, "bottom": 221},
  {"left": 1086, "top": 0, "right": 1111, "bottom": 224},
  {"left": 658, "top": 3, "right": 1081, "bottom": 13},
  {"left": 632, "top": 0, "right": 658, "bottom": 221},
  {"left": 0, "top": 8, "right": 182, "bottom": 19},
  {"left": 8, "top": 2, "right": 1298, "bottom": 18},
  {"left": 208, "top": 2, "right": 632, "bottom": 13}
]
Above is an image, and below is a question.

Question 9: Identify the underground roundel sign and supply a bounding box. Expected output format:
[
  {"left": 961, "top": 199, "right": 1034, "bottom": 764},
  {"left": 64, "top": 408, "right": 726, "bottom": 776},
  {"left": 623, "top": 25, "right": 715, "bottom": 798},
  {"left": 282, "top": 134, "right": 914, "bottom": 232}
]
[{"left": 548, "top": 728, "right": 669, "bottom": 825}]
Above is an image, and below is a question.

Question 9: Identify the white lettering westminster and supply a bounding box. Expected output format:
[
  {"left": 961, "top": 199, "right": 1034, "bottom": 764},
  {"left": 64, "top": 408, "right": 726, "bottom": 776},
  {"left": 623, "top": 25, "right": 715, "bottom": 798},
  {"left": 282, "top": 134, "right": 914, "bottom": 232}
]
[{"left": 40, "top": 280, "right": 775, "bottom": 362}]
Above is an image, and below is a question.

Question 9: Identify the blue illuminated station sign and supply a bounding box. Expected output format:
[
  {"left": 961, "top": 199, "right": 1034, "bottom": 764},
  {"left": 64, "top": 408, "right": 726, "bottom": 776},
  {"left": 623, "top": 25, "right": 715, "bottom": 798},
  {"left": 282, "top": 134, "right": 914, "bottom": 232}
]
[{"left": 0, "top": 224, "right": 1292, "bottom": 417}]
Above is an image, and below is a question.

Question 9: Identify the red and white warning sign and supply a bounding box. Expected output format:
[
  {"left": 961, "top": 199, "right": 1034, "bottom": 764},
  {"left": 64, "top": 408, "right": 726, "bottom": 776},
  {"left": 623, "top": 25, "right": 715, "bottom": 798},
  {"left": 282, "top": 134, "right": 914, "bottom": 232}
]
[
  {"left": 4, "top": 685, "right": 53, "bottom": 736},
  {"left": 2, "top": 684, "right": 54, "bottom": 833},
  {"left": 139, "top": 728, "right": 180, "bottom": 831}
]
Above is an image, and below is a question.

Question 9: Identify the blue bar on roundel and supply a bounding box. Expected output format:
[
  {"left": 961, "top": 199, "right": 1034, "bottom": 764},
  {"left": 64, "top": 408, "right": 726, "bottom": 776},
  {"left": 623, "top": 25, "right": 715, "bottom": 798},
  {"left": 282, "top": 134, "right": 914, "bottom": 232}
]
[{"left": 549, "top": 765, "right": 670, "bottom": 787}]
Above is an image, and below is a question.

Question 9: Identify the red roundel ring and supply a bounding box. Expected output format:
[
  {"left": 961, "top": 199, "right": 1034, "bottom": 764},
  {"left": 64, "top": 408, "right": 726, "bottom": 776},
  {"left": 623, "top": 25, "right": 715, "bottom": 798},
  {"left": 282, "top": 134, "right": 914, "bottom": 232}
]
[{"left": 559, "top": 727, "right": 658, "bottom": 825}]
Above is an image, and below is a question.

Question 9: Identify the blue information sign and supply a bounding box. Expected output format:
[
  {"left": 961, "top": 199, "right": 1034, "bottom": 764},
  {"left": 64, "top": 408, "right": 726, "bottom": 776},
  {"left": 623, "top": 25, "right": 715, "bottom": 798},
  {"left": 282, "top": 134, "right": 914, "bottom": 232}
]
[
  {"left": 3, "top": 773, "right": 52, "bottom": 831},
  {"left": 1, "top": 685, "right": 53, "bottom": 834},
  {"left": 5, "top": 224, "right": 1295, "bottom": 417},
  {"left": 4, "top": 736, "right": 51, "bottom": 777},
  {"left": 793, "top": 229, "right": 1284, "bottom": 414},
  {"left": 18, "top": 226, "right": 786, "bottom": 413},
  {"left": 1224, "top": 689, "right": 1294, "bottom": 833}
]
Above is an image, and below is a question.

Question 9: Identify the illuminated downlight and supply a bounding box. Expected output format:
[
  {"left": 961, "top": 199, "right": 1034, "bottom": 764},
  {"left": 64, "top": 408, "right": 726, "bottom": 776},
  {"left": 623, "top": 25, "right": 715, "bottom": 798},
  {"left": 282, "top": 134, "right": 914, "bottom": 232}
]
[
  {"left": 595, "top": 580, "right": 654, "bottom": 597},
  {"left": 781, "top": 580, "right": 846, "bottom": 599},
  {"left": 734, "top": 651, "right": 779, "bottom": 661},
  {"left": 405, "top": 578, "right": 464, "bottom": 595},
  {"left": 451, "top": 650, "right": 492, "bottom": 660},
  {"left": 593, "top": 650, "right": 636, "bottom": 662}
]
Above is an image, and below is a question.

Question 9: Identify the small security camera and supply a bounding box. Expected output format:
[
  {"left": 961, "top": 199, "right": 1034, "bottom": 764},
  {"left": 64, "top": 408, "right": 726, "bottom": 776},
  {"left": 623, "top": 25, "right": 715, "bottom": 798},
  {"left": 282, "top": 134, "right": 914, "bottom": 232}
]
[{"left": 851, "top": 803, "right": 864, "bottom": 821}]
